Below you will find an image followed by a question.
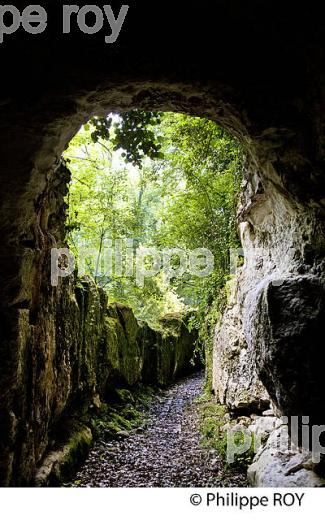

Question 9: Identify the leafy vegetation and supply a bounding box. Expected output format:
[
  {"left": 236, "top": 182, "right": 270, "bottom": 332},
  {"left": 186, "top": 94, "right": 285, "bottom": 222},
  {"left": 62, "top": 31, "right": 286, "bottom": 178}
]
[
  {"left": 198, "top": 394, "right": 255, "bottom": 471},
  {"left": 88, "top": 111, "right": 163, "bottom": 167},
  {"left": 90, "top": 385, "right": 156, "bottom": 441},
  {"left": 64, "top": 110, "right": 245, "bottom": 376}
]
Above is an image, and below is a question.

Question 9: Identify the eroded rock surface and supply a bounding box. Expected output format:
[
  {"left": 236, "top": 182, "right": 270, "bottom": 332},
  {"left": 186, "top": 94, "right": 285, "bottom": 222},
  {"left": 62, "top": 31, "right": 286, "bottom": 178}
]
[
  {"left": 248, "top": 425, "right": 325, "bottom": 488},
  {"left": 213, "top": 277, "right": 270, "bottom": 414},
  {"left": 251, "top": 276, "right": 325, "bottom": 422},
  {"left": 0, "top": 262, "right": 199, "bottom": 486},
  {"left": 212, "top": 153, "right": 325, "bottom": 474}
]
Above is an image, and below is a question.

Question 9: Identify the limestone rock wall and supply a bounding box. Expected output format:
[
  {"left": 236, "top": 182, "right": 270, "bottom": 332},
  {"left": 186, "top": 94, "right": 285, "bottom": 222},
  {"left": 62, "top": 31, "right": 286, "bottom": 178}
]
[
  {"left": 213, "top": 156, "right": 325, "bottom": 415},
  {"left": 212, "top": 276, "right": 270, "bottom": 414},
  {"left": 0, "top": 161, "right": 198, "bottom": 487},
  {"left": 212, "top": 157, "right": 325, "bottom": 483},
  {"left": 214, "top": 159, "right": 325, "bottom": 420},
  {"left": 212, "top": 155, "right": 325, "bottom": 485},
  {"left": 1, "top": 273, "right": 198, "bottom": 486}
]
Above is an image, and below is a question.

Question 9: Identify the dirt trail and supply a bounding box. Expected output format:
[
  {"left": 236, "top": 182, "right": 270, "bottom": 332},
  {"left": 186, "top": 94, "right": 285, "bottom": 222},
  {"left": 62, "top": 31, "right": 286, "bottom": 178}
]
[{"left": 68, "top": 371, "right": 247, "bottom": 487}]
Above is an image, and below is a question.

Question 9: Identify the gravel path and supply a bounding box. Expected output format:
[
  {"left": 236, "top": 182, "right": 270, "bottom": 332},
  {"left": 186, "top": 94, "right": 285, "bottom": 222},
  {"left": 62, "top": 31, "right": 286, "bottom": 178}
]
[{"left": 68, "top": 371, "right": 247, "bottom": 487}]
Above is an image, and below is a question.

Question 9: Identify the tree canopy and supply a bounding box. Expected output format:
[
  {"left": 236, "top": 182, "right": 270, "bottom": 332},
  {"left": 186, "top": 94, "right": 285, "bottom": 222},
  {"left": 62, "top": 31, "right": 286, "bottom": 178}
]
[{"left": 64, "top": 112, "right": 244, "bottom": 334}]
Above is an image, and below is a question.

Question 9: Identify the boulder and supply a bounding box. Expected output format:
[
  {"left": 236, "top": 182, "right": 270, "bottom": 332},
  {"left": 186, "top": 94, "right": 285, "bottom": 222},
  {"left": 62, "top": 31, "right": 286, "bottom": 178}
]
[
  {"left": 249, "top": 276, "right": 325, "bottom": 426},
  {"left": 248, "top": 425, "right": 325, "bottom": 487}
]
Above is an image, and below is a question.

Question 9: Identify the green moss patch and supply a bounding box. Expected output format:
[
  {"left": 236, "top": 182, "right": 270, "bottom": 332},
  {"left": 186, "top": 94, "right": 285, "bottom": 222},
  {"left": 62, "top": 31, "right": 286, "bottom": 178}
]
[
  {"left": 90, "top": 385, "right": 155, "bottom": 440},
  {"left": 198, "top": 394, "right": 255, "bottom": 472}
]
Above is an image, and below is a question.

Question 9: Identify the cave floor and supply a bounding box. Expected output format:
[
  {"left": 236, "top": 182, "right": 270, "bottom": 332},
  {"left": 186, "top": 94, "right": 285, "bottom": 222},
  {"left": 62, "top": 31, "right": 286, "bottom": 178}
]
[{"left": 66, "top": 371, "right": 247, "bottom": 487}]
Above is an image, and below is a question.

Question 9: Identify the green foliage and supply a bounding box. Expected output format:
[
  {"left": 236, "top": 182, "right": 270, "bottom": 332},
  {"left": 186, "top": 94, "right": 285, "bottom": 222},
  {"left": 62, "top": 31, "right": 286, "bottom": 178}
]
[
  {"left": 151, "top": 114, "right": 243, "bottom": 381},
  {"left": 155, "top": 114, "right": 242, "bottom": 294},
  {"left": 89, "top": 110, "right": 163, "bottom": 167},
  {"left": 229, "top": 431, "right": 256, "bottom": 470},
  {"left": 198, "top": 396, "right": 255, "bottom": 471},
  {"left": 90, "top": 385, "right": 156, "bottom": 440},
  {"left": 64, "top": 112, "right": 245, "bottom": 338}
]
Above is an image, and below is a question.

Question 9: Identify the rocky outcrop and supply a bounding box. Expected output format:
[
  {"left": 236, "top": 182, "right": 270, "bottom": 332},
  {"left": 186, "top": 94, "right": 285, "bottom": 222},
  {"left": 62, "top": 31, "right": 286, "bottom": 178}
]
[
  {"left": 213, "top": 183, "right": 325, "bottom": 416},
  {"left": 212, "top": 277, "right": 270, "bottom": 414},
  {"left": 212, "top": 162, "right": 325, "bottom": 484},
  {"left": 34, "top": 424, "right": 93, "bottom": 487},
  {"left": 248, "top": 424, "right": 325, "bottom": 488},
  {"left": 220, "top": 406, "right": 325, "bottom": 487},
  {"left": 0, "top": 269, "right": 199, "bottom": 486},
  {"left": 250, "top": 276, "right": 325, "bottom": 425}
]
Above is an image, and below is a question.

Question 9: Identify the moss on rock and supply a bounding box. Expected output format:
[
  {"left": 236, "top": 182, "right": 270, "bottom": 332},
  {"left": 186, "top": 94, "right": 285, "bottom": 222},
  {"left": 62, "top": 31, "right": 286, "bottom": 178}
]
[
  {"left": 33, "top": 278, "right": 199, "bottom": 485},
  {"left": 34, "top": 423, "right": 93, "bottom": 487}
]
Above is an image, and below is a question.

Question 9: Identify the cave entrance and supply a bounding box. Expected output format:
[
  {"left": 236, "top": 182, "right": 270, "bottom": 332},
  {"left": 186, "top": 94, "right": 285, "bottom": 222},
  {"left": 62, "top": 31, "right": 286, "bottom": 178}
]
[
  {"left": 0, "top": 80, "right": 256, "bottom": 487},
  {"left": 0, "top": 2, "right": 324, "bottom": 489},
  {"left": 42, "top": 109, "right": 249, "bottom": 487},
  {"left": 1, "top": 80, "right": 323, "bottom": 488}
]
